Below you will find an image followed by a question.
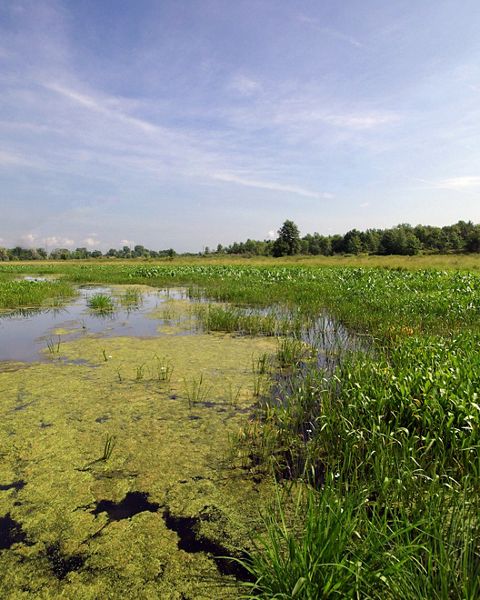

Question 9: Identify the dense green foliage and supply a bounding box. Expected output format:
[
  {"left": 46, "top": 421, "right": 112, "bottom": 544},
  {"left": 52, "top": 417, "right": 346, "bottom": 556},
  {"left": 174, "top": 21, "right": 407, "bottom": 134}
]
[{"left": 221, "top": 220, "right": 480, "bottom": 256}]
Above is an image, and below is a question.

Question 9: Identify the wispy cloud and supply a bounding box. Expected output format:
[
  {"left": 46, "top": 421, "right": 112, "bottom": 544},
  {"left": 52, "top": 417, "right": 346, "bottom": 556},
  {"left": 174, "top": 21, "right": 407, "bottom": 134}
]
[
  {"left": 212, "top": 172, "right": 332, "bottom": 199},
  {"left": 434, "top": 176, "right": 480, "bottom": 190},
  {"left": 0, "top": 149, "right": 38, "bottom": 168},
  {"left": 297, "top": 14, "right": 363, "bottom": 48}
]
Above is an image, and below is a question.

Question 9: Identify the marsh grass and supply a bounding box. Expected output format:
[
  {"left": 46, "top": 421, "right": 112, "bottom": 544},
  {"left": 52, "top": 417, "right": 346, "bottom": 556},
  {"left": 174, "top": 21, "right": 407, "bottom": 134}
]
[
  {"left": 118, "top": 288, "right": 142, "bottom": 310},
  {"left": 237, "top": 481, "right": 480, "bottom": 599},
  {"left": 275, "top": 336, "right": 310, "bottom": 369},
  {"left": 87, "top": 293, "right": 115, "bottom": 313},
  {"left": 152, "top": 355, "right": 174, "bottom": 383},
  {"left": 100, "top": 434, "right": 117, "bottom": 461},
  {"left": 0, "top": 279, "right": 75, "bottom": 311},
  {"left": 183, "top": 374, "right": 211, "bottom": 407},
  {"left": 46, "top": 336, "right": 62, "bottom": 354},
  {"left": 226, "top": 382, "right": 243, "bottom": 406},
  {"left": 135, "top": 363, "right": 145, "bottom": 381}
]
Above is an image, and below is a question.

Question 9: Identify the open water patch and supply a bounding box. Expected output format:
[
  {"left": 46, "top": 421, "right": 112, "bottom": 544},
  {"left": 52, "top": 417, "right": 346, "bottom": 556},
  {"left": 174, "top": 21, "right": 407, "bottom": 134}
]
[
  {"left": 45, "top": 542, "right": 86, "bottom": 580},
  {"left": 0, "top": 286, "right": 195, "bottom": 363},
  {"left": 0, "top": 480, "right": 25, "bottom": 492},
  {"left": 0, "top": 514, "right": 27, "bottom": 549},
  {"left": 91, "top": 491, "right": 160, "bottom": 522},
  {"left": 162, "top": 507, "right": 253, "bottom": 581}
]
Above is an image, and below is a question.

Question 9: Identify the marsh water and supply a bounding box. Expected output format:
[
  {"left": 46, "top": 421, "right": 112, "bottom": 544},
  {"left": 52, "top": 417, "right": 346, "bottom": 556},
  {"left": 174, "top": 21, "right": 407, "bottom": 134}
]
[
  {"left": 0, "top": 285, "right": 277, "bottom": 599},
  {"left": 0, "top": 286, "right": 192, "bottom": 363}
]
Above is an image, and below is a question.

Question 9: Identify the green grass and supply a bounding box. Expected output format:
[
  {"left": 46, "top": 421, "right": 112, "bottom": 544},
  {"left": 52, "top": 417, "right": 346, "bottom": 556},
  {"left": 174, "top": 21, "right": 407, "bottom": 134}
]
[
  {"left": 87, "top": 293, "right": 115, "bottom": 312},
  {"left": 0, "top": 278, "right": 75, "bottom": 310}
]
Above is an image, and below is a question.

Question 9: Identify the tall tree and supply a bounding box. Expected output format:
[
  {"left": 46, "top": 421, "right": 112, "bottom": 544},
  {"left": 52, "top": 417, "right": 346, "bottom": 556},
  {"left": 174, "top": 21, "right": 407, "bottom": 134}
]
[{"left": 273, "top": 220, "right": 301, "bottom": 257}]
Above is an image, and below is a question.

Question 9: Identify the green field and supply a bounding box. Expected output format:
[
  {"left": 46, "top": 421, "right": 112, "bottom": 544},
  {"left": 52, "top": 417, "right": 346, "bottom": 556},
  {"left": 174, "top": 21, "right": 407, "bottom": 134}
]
[{"left": 0, "top": 260, "right": 479, "bottom": 599}]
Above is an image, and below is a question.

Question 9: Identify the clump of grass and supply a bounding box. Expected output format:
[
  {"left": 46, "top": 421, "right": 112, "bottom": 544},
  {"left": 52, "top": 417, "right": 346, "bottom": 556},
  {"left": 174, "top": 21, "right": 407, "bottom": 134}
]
[
  {"left": 276, "top": 336, "right": 309, "bottom": 368},
  {"left": 226, "top": 382, "right": 243, "bottom": 406},
  {"left": 100, "top": 434, "right": 117, "bottom": 461},
  {"left": 46, "top": 336, "right": 61, "bottom": 354},
  {"left": 252, "top": 352, "right": 271, "bottom": 375},
  {"left": 153, "top": 355, "right": 174, "bottom": 382},
  {"left": 87, "top": 293, "right": 115, "bottom": 313},
  {"left": 119, "top": 288, "right": 142, "bottom": 310},
  {"left": 184, "top": 374, "right": 211, "bottom": 407},
  {"left": 135, "top": 363, "right": 145, "bottom": 381}
]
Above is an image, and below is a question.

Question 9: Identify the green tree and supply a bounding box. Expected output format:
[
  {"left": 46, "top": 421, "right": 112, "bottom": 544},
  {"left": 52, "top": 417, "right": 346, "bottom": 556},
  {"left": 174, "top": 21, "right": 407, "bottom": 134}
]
[{"left": 273, "top": 220, "right": 301, "bottom": 257}]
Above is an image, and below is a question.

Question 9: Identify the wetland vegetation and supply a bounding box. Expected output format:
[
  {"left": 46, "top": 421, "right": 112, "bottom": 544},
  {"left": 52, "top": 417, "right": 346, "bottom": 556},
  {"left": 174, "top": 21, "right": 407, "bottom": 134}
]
[{"left": 0, "top": 260, "right": 479, "bottom": 598}]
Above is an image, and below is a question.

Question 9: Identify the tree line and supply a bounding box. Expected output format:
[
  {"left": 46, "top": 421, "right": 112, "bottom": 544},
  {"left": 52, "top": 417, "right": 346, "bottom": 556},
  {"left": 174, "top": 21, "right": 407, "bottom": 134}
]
[
  {"left": 0, "top": 245, "right": 177, "bottom": 261},
  {"left": 216, "top": 220, "right": 480, "bottom": 257},
  {"left": 1, "top": 220, "right": 479, "bottom": 260}
]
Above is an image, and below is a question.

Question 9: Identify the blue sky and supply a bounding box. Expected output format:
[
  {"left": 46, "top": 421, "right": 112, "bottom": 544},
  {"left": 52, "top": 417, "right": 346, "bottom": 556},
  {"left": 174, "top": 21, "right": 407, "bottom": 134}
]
[{"left": 1, "top": 0, "right": 479, "bottom": 252}]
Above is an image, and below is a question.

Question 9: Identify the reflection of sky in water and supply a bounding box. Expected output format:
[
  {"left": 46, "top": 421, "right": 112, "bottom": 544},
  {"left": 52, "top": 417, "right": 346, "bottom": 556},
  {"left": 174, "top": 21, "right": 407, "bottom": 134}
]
[{"left": 0, "top": 286, "right": 189, "bottom": 363}]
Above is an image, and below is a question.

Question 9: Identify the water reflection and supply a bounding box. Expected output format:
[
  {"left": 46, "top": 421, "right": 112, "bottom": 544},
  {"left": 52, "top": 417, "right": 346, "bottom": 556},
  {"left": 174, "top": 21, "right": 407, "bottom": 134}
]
[{"left": 0, "top": 286, "right": 190, "bottom": 363}]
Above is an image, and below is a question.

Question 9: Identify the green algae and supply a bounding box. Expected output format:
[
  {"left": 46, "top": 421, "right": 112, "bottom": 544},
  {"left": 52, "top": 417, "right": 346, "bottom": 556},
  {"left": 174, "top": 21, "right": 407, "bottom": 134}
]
[{"left": 0, "top": 304, "right": 276, "bottom": 599}]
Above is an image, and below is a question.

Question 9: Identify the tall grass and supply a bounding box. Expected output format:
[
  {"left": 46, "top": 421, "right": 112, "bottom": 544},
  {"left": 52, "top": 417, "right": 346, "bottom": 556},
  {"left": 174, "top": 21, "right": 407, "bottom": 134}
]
[{"left": 0, "top": 279, "right": 75, "bottom": 310}]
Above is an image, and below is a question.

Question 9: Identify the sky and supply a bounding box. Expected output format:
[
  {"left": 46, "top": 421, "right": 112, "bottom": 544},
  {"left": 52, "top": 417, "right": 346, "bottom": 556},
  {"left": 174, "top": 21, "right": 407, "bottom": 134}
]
[{"left": 1, "top": 0, "right": 480, "bottom": 252}]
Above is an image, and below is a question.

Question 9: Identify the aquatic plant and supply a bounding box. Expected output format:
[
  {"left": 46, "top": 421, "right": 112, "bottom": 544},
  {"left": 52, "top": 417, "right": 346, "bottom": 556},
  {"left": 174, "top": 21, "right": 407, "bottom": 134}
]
[
  {"left": 0, "top": 278, "right": 75, "bottom": 311},
  {"left": 46, "top": 336, "right": 62, "bottom": 354},
  {"left": 275, "top": 336, "right": 308, "bottom": 369},
  {"left": 87, "top": 293, "right": 115, "bottom": 313},
  {"left": 119, "top": 288, "right": 142, "bottom": 309},
  {"left": 226, "top": 382, "right": 242, "bottom": 406},
  {"left": 100, "top": 434, "right": 117, "bottom": 461},
  {"left": 252, "top": 352, "right": 271, "bottom": 375},
  {"left": 135, "top": 363, "right": 145, "bottom": 381},
  {"left": 153, "top": 355, "right": 174, "bottom": 383},
  {"left": 184, "top": 374, "right": 211, "bottom": 407}
]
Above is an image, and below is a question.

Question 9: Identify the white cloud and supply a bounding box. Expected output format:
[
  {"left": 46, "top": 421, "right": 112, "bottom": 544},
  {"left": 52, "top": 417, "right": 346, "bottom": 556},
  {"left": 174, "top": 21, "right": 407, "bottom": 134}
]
[
  {"left": 267, "top": 230, "right": 276, "bottom": 239},
  {"left": 21, "top": 233, "right": 37, "bottom": 246},
  {"left": 212, "top": 172, "right": 332, "bottom": 199},
  {"left": 120, "top": 239, "right": 134, "bottom": 247},
  {"left": 45, "top": 82, "right": 161, "bottom": 135},
  {"left": 45, "top": 236, "right": 75, "bottom": 247},
  {"left": 323, "top": 113, "right": 399, "bottom": 129},
  {"left": 83, "top": 237, "right": 100, "bottom": 248},
  {"left": 435, "top": 176, "right": 480, "bottom": 190},
  {"left": 360, "top": 202, "right": 370, "bottom": 208}
]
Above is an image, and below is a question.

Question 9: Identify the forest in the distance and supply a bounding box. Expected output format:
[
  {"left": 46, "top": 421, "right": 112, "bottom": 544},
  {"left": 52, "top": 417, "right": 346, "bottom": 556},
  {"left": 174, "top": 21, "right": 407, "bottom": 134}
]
[{"left": 1, "top": 220, "right": 479, "bottom": 260}]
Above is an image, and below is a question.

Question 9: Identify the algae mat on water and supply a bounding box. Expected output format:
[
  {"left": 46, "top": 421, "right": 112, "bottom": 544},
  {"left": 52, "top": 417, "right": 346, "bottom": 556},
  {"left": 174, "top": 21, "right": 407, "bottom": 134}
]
[{"left": 0, "top": 327, "right": 276, "bottom": 598}]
